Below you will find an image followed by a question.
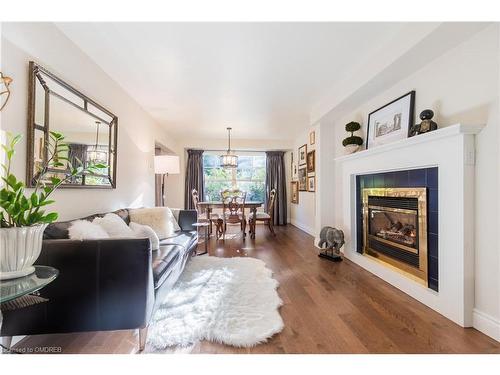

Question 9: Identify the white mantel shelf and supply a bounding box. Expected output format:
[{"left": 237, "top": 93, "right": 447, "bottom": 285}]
[
  {"left": 334, "top": 124, "right": 484, "bottom": 163},
  {"left": 334, "top": 122, "right": 484, "bottom": 328}
]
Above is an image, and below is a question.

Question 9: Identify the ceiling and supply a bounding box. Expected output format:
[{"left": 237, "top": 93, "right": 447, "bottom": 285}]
[{"left": 56, "top": 22, "right": 406, "bottom": 140}]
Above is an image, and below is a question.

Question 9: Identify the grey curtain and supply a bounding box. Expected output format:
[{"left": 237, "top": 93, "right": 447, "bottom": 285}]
[
  {"left": 68, "top": 143, "right": 87, "bottom": 183},
  {"left": 184, "top": 149, "right": 204, "bottom": 209},
  {"left": 265, "top": 151, "right": 287, "bottom": 225}
]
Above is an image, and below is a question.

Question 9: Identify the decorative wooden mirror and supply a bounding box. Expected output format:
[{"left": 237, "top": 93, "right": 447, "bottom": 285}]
[{"left": 27, "top": 61, "right": 117, "bottom": 188}]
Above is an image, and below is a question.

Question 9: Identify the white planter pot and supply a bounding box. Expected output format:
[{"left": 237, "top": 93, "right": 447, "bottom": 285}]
[
  {"left": 344, "top": 144, "right": 360, "bottom": 154},
  {"left": 0, "top": 224, "right": 48, "bottom": 280}
]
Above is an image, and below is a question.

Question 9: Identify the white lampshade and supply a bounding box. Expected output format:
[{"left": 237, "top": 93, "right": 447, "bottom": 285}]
[
  {"left": 220, "top": 153, "right": 238, "bottom": 169},
  {"left": 154, "top": 155, "right": 180, "bottom": 174}
]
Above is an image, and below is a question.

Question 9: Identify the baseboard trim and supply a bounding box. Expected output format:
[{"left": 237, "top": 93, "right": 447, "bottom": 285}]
[
  {"left": 290, "top": 219, "right": 314, "bottom": 236},
  {"left": 473, "top": 308, "right": 500, "bottom": 342}
]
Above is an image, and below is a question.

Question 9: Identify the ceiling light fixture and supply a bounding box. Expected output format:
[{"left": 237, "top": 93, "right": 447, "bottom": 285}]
[
  {"left": 220, "top": 127, "right": 238, "bottom": 169},
  {"left": 87, "top": 121, "right": 108, "bottom": 164}
]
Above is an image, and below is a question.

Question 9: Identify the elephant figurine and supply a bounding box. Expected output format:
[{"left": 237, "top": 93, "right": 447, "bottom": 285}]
[{"left": 318, "top": 226, "right": 345, "bottom": 262}]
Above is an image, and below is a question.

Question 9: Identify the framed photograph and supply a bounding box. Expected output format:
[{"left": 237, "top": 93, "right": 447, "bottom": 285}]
[
  {"left": 291, "top": 151, "right": 298, "bottom": 180},
  {"left": 309, "top": 131, "right": 315, "bottom": 145},
  {"left": 366, "top": 91, "right": 415, "bottom": 149},
  {"left": 291, "top": 181, "right": 299, "bottom": 204},
  {"left": 306, "top": 150, "right": 315, "bottom": 173},
  {"left": 298, "top": 167, "right": 307, "bottom": 191},
  {"left": 307, "top": 176, "right": 316, "bottom": 192},
  {"left": 298, "top": 144, "right": 307, "bottom": 166}
]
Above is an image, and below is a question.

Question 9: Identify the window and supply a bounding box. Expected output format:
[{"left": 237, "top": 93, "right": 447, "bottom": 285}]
[{"left": 203, "top": 152, "right": 266, "bottom": 202}]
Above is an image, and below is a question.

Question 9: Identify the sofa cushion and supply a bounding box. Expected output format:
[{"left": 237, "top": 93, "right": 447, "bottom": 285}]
[
  {"left": 44, "top": 209, "right": 130, "bottom": 239},
  {"left": 151, "top": 245, "right": 184, "bottom": 288},
  {"left": 93, "top": 213, "right": 135, "bottom": 238},
  {"left": 129, "top": 207, "right": 181, "bottom": 239},
  {"left": 129, "top": 222, "right": 160, "bottom": 250},
  {"left": 68, "top": 220, "right": 110, "bottom": 240}
]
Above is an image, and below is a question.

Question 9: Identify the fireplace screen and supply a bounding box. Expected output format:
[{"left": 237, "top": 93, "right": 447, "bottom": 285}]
[
  {"left": 369, "top": 207, "right": 418, "bottom": 250},
  {"left": 362, "top": 188, "right": 428, "bottom": 286}
]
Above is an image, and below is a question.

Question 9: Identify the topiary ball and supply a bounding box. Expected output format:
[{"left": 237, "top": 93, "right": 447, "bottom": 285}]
[
  {"left": 342, "top": 136, "right": 363, "bottom": 147},
  {"left": 345, "top": 121, "right": 361, "bottom": 133}
]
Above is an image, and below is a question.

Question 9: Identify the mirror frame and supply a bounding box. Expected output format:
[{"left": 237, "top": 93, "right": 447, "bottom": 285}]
[{"left": 26, "top": 61, "right": 118, "bottom": 189}]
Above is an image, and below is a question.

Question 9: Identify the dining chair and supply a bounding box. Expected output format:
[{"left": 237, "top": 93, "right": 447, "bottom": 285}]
[
  {"left": 192, "top": 189, "right": 219, "bottom": 234},
  {"left": 249, "top": 188, "right": 277, "bottom": 236},
  {"left": 220, "top": 189, "right": 247, "bottom": 240}
]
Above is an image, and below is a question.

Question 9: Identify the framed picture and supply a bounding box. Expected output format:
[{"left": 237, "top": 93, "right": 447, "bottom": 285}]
[
  {"left": 298, "top": 167, "right": 307, "bottom": 191},
  {"left": 291, "top": 151, "right": 298, "bottom": 180},
  {"left": 306, "top": 150, "right": 315, "bottom": 173},
  {"left": 307, "top": 176, "right": 316, "bottom": 192},
  {"left": 291, "top": 181, "right": 299, "bottom": 204},
  {"left": 366, "top": 91, "right": 415, "bottom": 149},
  {"left": 298, "top": 144, "right": 307, "bottom": 165},
  {"left": 309, "top": 131, "right": 315, "bottom": 145}
]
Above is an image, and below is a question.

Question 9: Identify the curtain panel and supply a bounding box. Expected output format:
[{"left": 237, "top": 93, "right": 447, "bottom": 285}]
[
  {"left": 184, "top": 149, "right": 205, "bottom": 209},
  {"left": 265, "top": 151, "right": 287, "bottom": 225}
]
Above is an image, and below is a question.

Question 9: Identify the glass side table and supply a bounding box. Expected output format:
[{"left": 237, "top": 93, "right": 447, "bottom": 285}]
[
  {"left": 1, "top": 265, "right": 59, "bottom": 353},
  {"left": 192, "top": 222, "right": 210, "bottom": 256}
]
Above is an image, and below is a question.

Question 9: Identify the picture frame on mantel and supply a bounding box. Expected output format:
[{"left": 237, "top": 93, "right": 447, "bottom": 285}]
[{"left": 366, "top": 90, "right": 415, "bottom": 149}]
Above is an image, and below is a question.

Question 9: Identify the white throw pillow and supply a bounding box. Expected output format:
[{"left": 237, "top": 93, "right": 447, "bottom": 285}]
[
  {"left": 129, "top": 207, "right": 181, "bottom": 239},
  {"left": 93, "top": 213, "right": 135, "bottom": 238},
  {"left": 129, "top": 222, "right": 160, "bottom": 251},
  {"left": 68, "top": 220, "right": 110, "bottom": 240}
]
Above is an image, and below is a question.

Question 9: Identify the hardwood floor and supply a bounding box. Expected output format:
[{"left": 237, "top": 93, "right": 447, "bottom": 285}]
[{"left": 13, "top": 224, "right": 500, "bottom": 354}]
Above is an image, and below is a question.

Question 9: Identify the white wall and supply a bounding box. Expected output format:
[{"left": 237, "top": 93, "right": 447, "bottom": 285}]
[
  {"left": 1, "top": 23, "right": 182, "bottom": 220},
  {"left": 290, "top": 125, "right": 318, "bottom": 235},
  {"left": 318, "top": 25, "right": 500, "bottom": 340}
]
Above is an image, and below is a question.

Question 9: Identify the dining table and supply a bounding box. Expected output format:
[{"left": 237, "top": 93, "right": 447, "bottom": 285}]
[{"left": 196, "top": 201, "right": 263, "bottom": 239}]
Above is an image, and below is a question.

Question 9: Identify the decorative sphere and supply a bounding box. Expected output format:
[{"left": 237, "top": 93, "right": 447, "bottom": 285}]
[{"left": 420, "top": 109, "right": 434, "bottom": 120}]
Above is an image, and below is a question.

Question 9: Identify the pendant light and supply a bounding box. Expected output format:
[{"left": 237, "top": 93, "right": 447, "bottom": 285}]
[
  {"left": 220, "top": 127, "right": 238, "bottom": 168},
  {"left": 87, "top": 121, "right": 108, "bottom": 164}
]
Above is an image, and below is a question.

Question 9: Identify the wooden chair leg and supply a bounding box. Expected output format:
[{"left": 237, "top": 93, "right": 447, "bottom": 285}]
[
  {"left": 138, "top": 326, "right": 148, "bottom": 352},
  {"left": 268, "top": 220, "right": 276, "bottom": 236}
]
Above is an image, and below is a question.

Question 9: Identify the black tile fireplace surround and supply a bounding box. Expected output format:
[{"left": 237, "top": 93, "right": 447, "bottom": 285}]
[{"left": 356, "top": 167, "right": 439, "bottom": 291}]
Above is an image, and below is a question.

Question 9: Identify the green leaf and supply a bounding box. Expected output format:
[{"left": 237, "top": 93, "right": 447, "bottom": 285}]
[
  {"left": 50, "top": 177, "right": 62, "bottom": 186},
  {"left": 11, "top": 134, "right": 22, "bottom": 147},
  {"left": 49, "top": 131, "right": 63, "bottom": 140},
  {"left": 30, "top": 193, "right": 39, "bottom": 206},
  {"left": 38, "top": 199, "right": 55, "bottom": 207},
  {"left": 40, "top": 212, "right": 58, "bottom": 223}
]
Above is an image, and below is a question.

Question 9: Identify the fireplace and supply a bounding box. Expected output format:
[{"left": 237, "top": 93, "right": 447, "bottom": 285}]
[{"left": 362, "top": 187, "right": 428, "bottom": 286}]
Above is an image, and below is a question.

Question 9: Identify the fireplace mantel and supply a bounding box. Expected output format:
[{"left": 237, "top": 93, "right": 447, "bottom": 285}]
[
  {"left": 334, "top": 124, "right": 483, "bottom": 163},
  {"left": 334, "top": 123, "right": 484, "bottom": 327}
]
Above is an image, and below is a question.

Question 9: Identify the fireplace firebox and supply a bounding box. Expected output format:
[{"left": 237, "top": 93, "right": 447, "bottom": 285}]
[{"left": 362, "top": 188, "right": 428, "bottom": 285}]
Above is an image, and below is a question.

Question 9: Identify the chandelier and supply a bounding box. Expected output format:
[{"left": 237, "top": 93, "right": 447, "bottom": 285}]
[
  {"left": 87, "top": 121, "right": 108, "bottom": 165},
  {"left": 220, "top": 127, "right": 238, "bottom": 169}
]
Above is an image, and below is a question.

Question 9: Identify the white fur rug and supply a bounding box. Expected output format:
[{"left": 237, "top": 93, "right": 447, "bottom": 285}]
[{"left": 146, "top": 256, "right": 284, "bottom": 350}]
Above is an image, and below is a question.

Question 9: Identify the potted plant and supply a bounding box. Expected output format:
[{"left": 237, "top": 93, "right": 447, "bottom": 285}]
[
  {"left": 342, "top": 121, "right": 363, "bottom": 154},
  {"left": 0, "top": 131, "right": 104, "bottom": 280}
]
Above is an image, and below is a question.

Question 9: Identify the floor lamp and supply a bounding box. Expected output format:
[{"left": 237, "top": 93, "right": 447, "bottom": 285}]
[{"left": 154, "top": 155, "right": 180, "bottom": 206}]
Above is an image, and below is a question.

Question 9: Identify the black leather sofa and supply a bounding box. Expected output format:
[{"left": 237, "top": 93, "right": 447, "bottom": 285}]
[{"left": 0, "top": 208, "right": 198, "bottom": 352}]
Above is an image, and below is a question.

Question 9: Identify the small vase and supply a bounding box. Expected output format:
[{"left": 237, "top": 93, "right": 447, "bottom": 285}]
[
  {"left": 344, "top": 144, "right": 360, "bottom": 154},
  {"left": 0, "top": 224, "right": 48, "bottom": 280}
]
